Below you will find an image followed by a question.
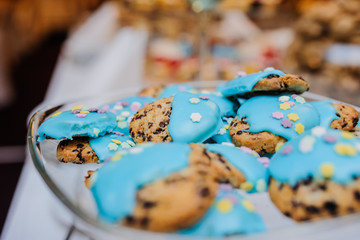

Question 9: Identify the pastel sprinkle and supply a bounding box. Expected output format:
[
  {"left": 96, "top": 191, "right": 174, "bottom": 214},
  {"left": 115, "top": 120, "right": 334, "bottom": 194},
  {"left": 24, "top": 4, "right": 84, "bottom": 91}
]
[
  {"left": 280, "top": 102, "right": 291, "bottom": 110},
  {"left": 80, "top": 110, "right": 90, "bottom": 114},
  {"left": 320, "top": 163, "right": 334, "bottom": 178},
  {"left": 88, "top": 107, "right": 98, "bottom": 112},
  {"left": 107, "top": 142, "right": 119, "bottom": 151},
  {"left": 97, "top": 109, "right": 107, "bottom": 113},
  {"left": 295, "top": 123, "right": 305, "bottom": 134},
  {"left": 281, "top": 145, "right": 293, "bottom": 155},
  {"left": 335, "top": 144, "right": 357, "bottom": 156},
  {"left": 199, "top": 95, "right": 210, "bottom": 100},
  {"left": 111, "top": 154, "right": 123, "bottom": 161},
  {"left": 227, "top": 117, "right": 234, "bottom": 124},
  {"left": 287, "top": 113, "right": 299, "bottom": 121},
  {"left": 189, "top": 98, "right": 201, "bottom": 104},
  {"left": 121, "top": 111, "right": 131, "bottom": 117},
  {"left": 291, "top": 94, "right": 298, "bottom": 99},
  {"left": 286, "top": 101, "right": 295, "bottom": 107},
  {"left": 224, "top": 194, "right": 238, "bottom": 204},
  {"left": 264, "top": 67, "right": 275, "bottom": 71},
  {"left": 71, "top": 106, "right": 82, "bottom": 111},
  {"left": 93, "top": 128, "right": 100, "bottom": 137},
  {"left": 127, "top": 140, "right": 136, "bottom": 147},
  {"left": 190, "top": 113, "right": 202, "bottom": 123},
  {"left": 239, "top": 146, "right": 254, "bottom": 155},
  {"left": 102, "top": 105, "right": 110, "bottom": 111},
  {"left": 112, "top": 131, "right": 125, "bottom": 136},
  {"left": 216, "top": 199, "right": 233, "bottom": 213},
  {"left": 188, "top": 89, "right": 198, "bottom": 94},
  {"left": 51, "top": 112, "right": 62, "bottom": 117},
  {"left": 224, "top": 124, "right": 229, "bottom": 130},
  {"left": 71, "top": 109, "right": 81, "bottom": 114},
  {"left": 281, "top": 119, "right": 293, "bottom": 128},
  {"left": 272, "top": 112, "right": 284, "bottom": 119},
  {"left": 178, "top": 85, "right": 187, "bottom": 91},
  {"left": 117, "top": 115, "right": 126, "bottom": 121},
  {"left": 121, "top": 142, "right": 131, "bottom": 149},
  {"left": 109, "top": 109, "right": 116, "bottom": 114},
  {"left": 118, "top": 121, "right": 127, "bottom": 129},
  {"left": 256, "top": 179, "right": 266, "bottom": 193},
  {"left": 242, "top": 200, "right": 255, "bottom": 212},
  {"left": 222, "top": 142, "right": 235, "bottom": 147},
  {"left": 121, "top": 101, "right": 129, "bottom": 107},
  {"left": 113, "top": 105, "right": 123, "bottom": 110},
  {"left": 112, "top": 139, "right": 122, "bottom": 145},
  {"left": 299, "top": 136, "right": 316, "bottom": 153},
  {"left": 257, "top": 157, "right": 270, "bottom": 167},
  {"left": 237, "top": 71, "right": 247, "bottom": 77},
  {"left": 275, "top": 142, "right": 284, "bottom": 152},
  {"left": 214, "top": 92, "right": 223, "bottom": 97},
  {"left": 323, "top": 134, "right": 337, "bottom": 143},
  {"left": 295, "top": 96, "right": 306, "bottom": 104},
  {"left": 240, "top": 181, "right": 253, "bottom": 191},
  {"left": 218, "top": 128, "right": 226, "bottom": 135},
  {"left": 129, "top": 147, "right": 143, "bottom": 154},
  {"left": 75, "top": 113, "right": 87, "bottom": 118},
  {"left": 341, "top": 131, "right": 355, "bottom": 140},
  {"left": 219, "top": 184, "right": 233, "bottom": 191},
  {"left": 278, "top": 96, "right": 290, "bottom": 102},
  {"left": 130, "top": 102, "right": 142, "bottom": 112},
  {"left": 311, "top": 126, "right": 326, "bottom": 137}
]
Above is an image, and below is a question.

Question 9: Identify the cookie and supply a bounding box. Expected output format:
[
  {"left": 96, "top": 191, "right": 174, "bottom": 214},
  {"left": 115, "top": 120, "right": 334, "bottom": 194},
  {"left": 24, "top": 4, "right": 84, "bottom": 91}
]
[
  {"left": 139, "top": 83, "right": 197, "bottom": 98},
  {"left": 37, "top": 106, "right": 117, "bottom": 142},
  {"left": 229, "top": 95, "right": 319, "bottom": 154},
  {"left": 310, "top": 100, "right": 359, "bottom": 132},
  {"left": 57, "top": 133, "right": 136, "bottom": 164},
  {"left": 139, "top": 84, "right": 165, "bottom": 98},
  {"left": 218, "top": 69, "right": 310, "bottom": 98},
  {"left": 269, "top": 127, "right": 360, "bottom": 221},
  {"left": 129, "top": 92, "right": 222, "bottom": 144}
]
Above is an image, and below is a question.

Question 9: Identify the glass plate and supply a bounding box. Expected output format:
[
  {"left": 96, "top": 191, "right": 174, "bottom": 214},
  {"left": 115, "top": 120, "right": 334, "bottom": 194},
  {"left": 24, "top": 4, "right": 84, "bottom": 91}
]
[{"left": 27, "top": 81, "right": 360, "bottom": 240}]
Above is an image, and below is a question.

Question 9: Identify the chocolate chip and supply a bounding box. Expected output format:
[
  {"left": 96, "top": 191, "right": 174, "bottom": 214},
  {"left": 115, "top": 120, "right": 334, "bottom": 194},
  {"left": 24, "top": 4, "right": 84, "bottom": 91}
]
[
  {"left": 147, "top": 136, "right": 152, "bottom": 141},
  {"left": 336, "top": 113, "right": 341, "bottom": 117},
  {"left": 77, "top": 144, "right": 84, "bottom": 148},
  {"left": 279, "top": 183, "right": 284, "bottom": 190},
  {"left": 125, "top": 216, "right": 135, "bottom": 224},
  {"left": 200, "top": 187, "right": 210, "bottom": 197},
  {"left": 347, "top": 207, "right": 355, "bottom": 213},
  {"left": 353, "top": 118, "right": 359, "bottom": 127},
  {"left": 236, "top": 131, "right": 243, "bottom": 135},
  {"left": 324, "top": 201, "right": 338, "bottom": 215},
  {"left": 319, "top": 184, "right": 327, "bottom": 191},
  {"left": 159, "top": 121, "right": 166, "bottom": 127},
  {"left": 306, "top": 206, "right": 320, "bottom": 214},
  {"left": 342, "top": 122, "right": 348, "bottom": 128},
  {"left": 143, "top": 201, "right": 156, "bottom": 209},
  {"left": 162, "top": 135, "right": 169, "bottom": 141},
  {"left": 354, "top": 191, "right": 360, "bottom": 201},
  {"left": 157, "top": 104, "right": 162, "bottom": 108},
  {"left": 140, "top": 217, "right": 149, "bottom": 227},
  {"left": 284, "top": 211, "right": 291, "bottom": 217},
  {"left": 148, "top": 122, "right": 153, "bottom": 128},
  {"left": 266, "top": 74, "right": 280, "bottom": 79},
  {"left": 154, "top": 128, "right": 163, "bottom": 134}
]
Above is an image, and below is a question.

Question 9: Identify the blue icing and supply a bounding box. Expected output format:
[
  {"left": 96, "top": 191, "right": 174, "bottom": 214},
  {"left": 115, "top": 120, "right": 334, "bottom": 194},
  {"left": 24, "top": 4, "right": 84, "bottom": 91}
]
[
  {"left": 37, "top": 109, "right": 117, "bottom": 142},
  {"left": 236, "top": 95, "right": 320, "bottom": 140},
  {"left": 158, "top": 83, "right": 198, "bottom": 99},
  {"left": 105, "top": 96, "right": 156, "bottom": 136},
  {"left": 210, "top": 119, "right": 233, "bottom": 144},
  {"left": 204, "top": 144, "right": 268, "bottom": 193},
  {"left": 220, "top": 69, "right": 286, "bottom": 96},
  {"left": 181, "top": 186, "right": 266, "bottom": 236},
  {"left": 269, "top": 128, "right": 360, "bottom": 186},
  {"left": 89, "top": 134, "right": 135, "bottom": 163},
  {"left": 90, "top": 143, "right": 191, "bottom": 222},
  {"left": 197, "top": 92, "right": 237, "bottom": 117},
  {"left": 168, "top": 92, "right": 223, "bottom": 143},
  {"left": 310, "top": 100, "right": 340, "bottom": 128}
]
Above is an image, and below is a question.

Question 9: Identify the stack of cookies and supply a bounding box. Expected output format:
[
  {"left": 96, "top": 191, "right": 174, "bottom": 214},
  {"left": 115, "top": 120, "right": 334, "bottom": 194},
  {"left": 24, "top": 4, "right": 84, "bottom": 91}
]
[{"left": 37, "top": 68, "right": 360, "bottom": 236}]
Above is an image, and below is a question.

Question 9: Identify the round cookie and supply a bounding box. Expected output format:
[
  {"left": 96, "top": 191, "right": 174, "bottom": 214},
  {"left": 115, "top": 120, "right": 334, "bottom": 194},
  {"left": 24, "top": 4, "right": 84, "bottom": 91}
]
[
  {"left": 310, "top": 100, "right": 359, "bottom": 131},
  {"left": 180, "top": 184, "right": 266, "bottom": 236},
  {"left": 129, "top": 92, "right": 223, "bottom": 144},
  {"left": 139, "top": 83, "right": 198, "bottom": 98},
  {"left": 139, "top": 84, "right": 165, "bottom": 98},
  {"left": 37, "top": 106, "right": 117, "bottom": 142},
  {"left": 218, "top": 69, "right": 310, "bottom": 98},
  {"left": 269, "top": 127, "right": 360, "bottom": 221},
  {"left": 229, "top": 95, "right": 320, "bottom": 154}
]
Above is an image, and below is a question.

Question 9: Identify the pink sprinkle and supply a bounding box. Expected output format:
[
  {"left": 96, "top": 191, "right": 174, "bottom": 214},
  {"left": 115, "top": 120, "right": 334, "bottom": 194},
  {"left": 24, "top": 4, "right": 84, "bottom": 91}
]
[
  {"left": 281, "top": 119, "right": 293, "bottom": 128},
  {"left": 219, "top": 184, "right": 233, "bottom": 191},
  {"left": 109, "top": 109, "right": 116, "bottom": 114},
  {"left": 286, "top": 101, "right": 295, "bottom": 107},
  {"left": 115, "top": 102, "right": 122, "bottom": 106},
  {"left": 121, "top": 101, "right": 129, "bottom": 107},
  {"left": 98, "top": 109, "right": 107, "bottom": 113},
  {"left": 71, "top": 109, "right": 81, "bottom": 114},
  {"left": 237, "top": 71, "right": 247, "bottom": 77},
  {"left": 257, "top": 157, "right": 270, "bottom": 167},
  {"left": 112, "top": 131, "right": 125, "bottom": 136},
  {"left": 272, "top": 112, "right": 284, "bottom": 119},
  {"left": 281, "top": 145, "right": 293, "bottom": 155},
  {"left": 143, "top": 102, "right": 150, "bottom": 106},
  {"left": 76, "top": 113, "right": 87, "bottom": 118},
  {"left": 291, "top": 94, "right": 298, "bottom": 99},
  {"left": 88, "top": 107, "right": 98, "bottom": 112},
  {"left": 239, "top": 146, "right": 254, "bottom": 155},
  {"left": 178, "top": 85, "right": 187, "bottom": 91},
  {"left": 225, "top": 194, "right": 238, "bottom": 204},
  {"left": 104, "top": 156, "right": 111, "bottom": 164},
  {"left": 130, "top": 103, "right": 141, "bottom": 112},
  {"left": 102, "top": 105, "right": 110, "bottom": 111},
  {"left": 199, "top": 95, "right": 209, "bottom": 100},
  {"left": 323, "top": 135, "right": 337, "bottom": 143}
]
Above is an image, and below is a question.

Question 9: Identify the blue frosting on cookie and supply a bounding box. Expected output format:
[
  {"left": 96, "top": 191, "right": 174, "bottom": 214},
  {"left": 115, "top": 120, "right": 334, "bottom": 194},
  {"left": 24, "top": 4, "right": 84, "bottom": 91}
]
[
  {"left": 204, "top": 144, "right": 268, "bottom": 193},
  {"left": 269, "top": 128, "right": 360, "bottom": 186},
  {"left": 37, "top": 108, "right": 117, "bottom": 142},
  {"left": 210, "top": 119, "right": 233, "bottom": 144},
  {"left": 104, "top": 96, "right": 156, "bottom": 136},
  {"left": 158, "top": 83, "right": 198, "bottom": 99},
  {"left": 181, "top": 185, "right": 266, "bottom": 236},
  {"left": 310, "top": 100, "right": 340, "bottom": 128},
  {"left": 235, "top": 95, "right": 320, "bottom": 140},
  {"left": 219, "top": 69, "right": 286, "bottom": 96},
  {"left": 168, "top": 92, "right": 223, "bottom": 143},
  {"left": 90, "top": 143, "right": 191, "bottom": 222},
  {"left": 89, "top": 133, "right": 135, "bottom": 163}
]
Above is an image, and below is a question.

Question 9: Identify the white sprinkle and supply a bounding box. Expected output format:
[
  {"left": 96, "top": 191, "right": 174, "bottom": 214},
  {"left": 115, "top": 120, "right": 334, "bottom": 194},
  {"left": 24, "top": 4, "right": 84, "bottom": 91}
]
[
  {"left": 129, "top": 147, "right": 143, "bottom": 154},
  {"left": 108, "top": 143, "right": 119, "bottom": 151},
  {"left": 190, "top": 113, "right": 202, "bottom": 123},
  {"left": 222, "top": 142, "right": 234, "bottom": 147},
  {"left": 121, "top": 111, "right": 131, "bottom": 117},
  {"left": 121, "top": 142, "right": 131, "bottom": 149},
  {"left": 189, "top": 98, "right": 201, "bottom": 104},
  {"left": 93, "top": 128, "right": 100, "bottom": 137},
  {"left": 299, "top": 136, "right": 316, "bottom": 153},
  {"left": 311, "top": 126, "right": 326, "bottom": 137},
  {"left": 278, "top": 96, "right": 290, "bottom": 102},
  {"left": 355, "top": 143, "right": 360, "bottom": 152},
  {"left": 218, "top": 128, "right": 226, "bottom": 135},
  {"left": 113, "top": 105, "right": 123, "bottom": 110},
  {"left": 264, "top": 67, "right": 275, "bottom": 71},
  {"left": 127, "top": 140, "right": 136, "bottom": 147}
]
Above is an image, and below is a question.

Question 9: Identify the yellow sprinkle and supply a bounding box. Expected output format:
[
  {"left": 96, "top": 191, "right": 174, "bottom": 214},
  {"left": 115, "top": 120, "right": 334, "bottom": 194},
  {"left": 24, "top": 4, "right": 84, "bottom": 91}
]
[
  {"left": 111, "top": 154, "right": 122, "bottom": 161},
  {"left": 51, "top": 112, "right": 62, "bottom": 117},
  {"left": 320, "top": 163, "right": 334, "bottom": 178},
  {"left": 71, "top": 106, "right": 82, "bottom": 111},
  {"left": 242, "top": 199, "right": 255, "bottom": 212},
  {"left": 335, "top": 144, "right": 357, "bottom": 156},
  {"left": 275, "top": 142, "right": 284, "bottom": 152},
  {"left": 93, "top": 128, "right": 100, "bottom": 137},
  {"left": 188, "top": 89, "right": 198, "bottom": 94},
  {"left": 251, "top": 152, "right": 258, "bottom": 157},
  {"left": 280, "top": 102, "right": 291, "bottom": 110},
  {"left": 240, "top": 181, "right": 253, "bottom": 191},
  {"left": 287, "top": 113, "right": 299, "bottom": 121},
  {"left": 295, "top": 123, "right": 305, "bottom": 134},
  {"left": 112, "top": 139, "right": 122, "bottom": 145},
  {"left": 80, "top": 110, "right": 90, "bottom": 114},
  {"left": 224, "top": 124, "right": 229, "bottom": 130},
  {"left": 341, "top": 131, "right": 355, "bottom": 140},
  {"left": 216, "top": 199, "right": 233, "bottom": 213}
]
